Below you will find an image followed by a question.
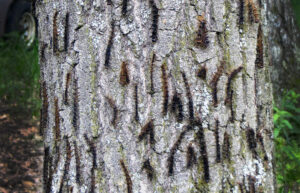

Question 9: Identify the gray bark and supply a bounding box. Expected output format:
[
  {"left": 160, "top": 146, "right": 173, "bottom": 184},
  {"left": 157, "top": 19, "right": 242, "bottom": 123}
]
[{"left": 36, "top": 0, "right": 275, "bottom": 192}]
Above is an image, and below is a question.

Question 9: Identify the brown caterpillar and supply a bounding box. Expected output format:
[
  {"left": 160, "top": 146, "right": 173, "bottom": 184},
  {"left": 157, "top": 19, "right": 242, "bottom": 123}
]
[
  {"left": 161, "top": 62, "right": 169, "bottom": 116},
  {"left": 247, "top": 0, "right": 259, "bottom": 23},
  {"left": 210, "top": 64, "right": 224, "bottom": 107},
  {"left": 195, "top": 15, "right": 209, "bottom": 48},
  {"left": 150, "top": 53, "right": 155, "bottom": 95},
  {"left": 40, "top": 81, "right": 49, "bottom": 136},
  {"left": 104, "top": 21, "right": 115, "bottom": 68},
  {"left": 45, "top": 153, "right": 54, "bottom": 193},
  {"left": 120, "top": 62, "right": 130, "bottom": 86},
  {"left": 64, "top": 13, "right": 69, "bottom": 52},
  {"left": 73, "top": 79, "right": 79, "bottom": 132},
  {"left": 186, "top": 144, "right": 196, "bottom": 169},
  {"left": 122, "top": 0, "right": 128, "bottom": 16},
  {"left": 120, "top": 160, "right": 133, "bottom": 193},
  {"left": 239, "top": 0, "right": 245, "bottom": 26},
  {"left": 43, "top": 147, "right": 50, "bottom": 189},
  {"left": 134, "top": 84, "right": 139, "bottom": 121},
  {"left": 181, "top": 71, "right": 194, "bottom": 121},
  {"left": 84, "top": 134, "right": 97, "bottom": 168},
  {"left": 248, "top": 175, "right": 256, "bottom": 193},
  {"left": 255, "top": 25, "right": 264, "bottom": 68},
  {"left": 106, "top": 97, "right": 118, "bottom": 126},
  {"left": 222, "top": 131, "right": 231, "bottom": 162},
  {"left": 54, "top": 97, "right": 61, "bottom": 143},
  {"left": 58, "top": 137, "right": 72, "bottom": 193},
  {"left": 215, "top": 119, "right": 221, "bottom": 163},
  {"left": 138, "top": 120, "right": 155, "bottom": 146},
  {"left": 73, "top": 141, "right": 81, "bottom": 184},
  {"left": 197, "top": 66, "right": 207, "bottom": 80},
  {"left": 171, "top": 92, "right": 184, "bottom": 122},
  {"left": 229, "top": 90, "right": 234, "bottom": 122},
  {"left": 142, "top": 159, "right": 154, "bottom": 181},
  {"left": 53, "top": 11, "right": 58, "bottom": 53},
  {"left": 64, "top": 72, "right": 71, "bottom": 105},
  {"left": 225, "top": 66, "right": 243, "bottom": 105},
  {"left": 149, "top": 0, "right": 159, "bottom": 42}
]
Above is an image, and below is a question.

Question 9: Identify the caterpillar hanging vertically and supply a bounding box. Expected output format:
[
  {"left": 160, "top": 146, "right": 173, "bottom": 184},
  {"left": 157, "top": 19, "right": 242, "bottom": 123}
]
[
  {"left": 45, "top": 152, "right": 54, "bottom": 193},
  {"left": 106, "top": 97, "right": 118, "bottom": 126},
  {"left": 64, "top": 72, "right": 71, "bottom": 105},
  {"left": 195, "top": 15, "right": 209, "bottom": 48},
  {"left": 181, "top": 71, "right": 194, "bottom": 121},
  {"left": 150, "top": 53, "right": 155, "bottom": 95},
  {"left": 138, "top": 120, "right": 155, "bottom": 146},
  {"left": 40, "top": 81, "right": 49, "bottom": 136},
  {"left": 161, "top": 62, "right": 169, "bottom": 116},
  {"left": 239, "top": 0, "right": 245, "bottom": 27},
  {"left": 248, "top": 175, "right": 256, "bottom": 193},
  {"left": 142, "top": 159, "right": 154, "bottom": 181},
  {"left": 120, "top": 160, "right": 133, "bottom": 193},
  {"left": 186, "top": 144, "right": 196, "bottom": 169},
  {"left": 43, "top": 147, "right": 50, "bottom": 189},
  {"left": 246, "top": 127, "right": 257, "bottom": 157},
  {"left": 73, "top": 79, "right": 79, "bottom": 132},
  {"left": 58, "top": 137, "right": 72, "bottom": 193},
  {"left": 73, "top": 141, "right": 81, "bottom": 184},
  {"left": 53, "top": 11, "right": 58, "bottom": 53},
  {"left": 247, "top": 0, "right": 259, "bottom": 23},
  {"left": 64, "top": 12, "right": 69, "bottom": 52},
  {"left": 256, "top": 132, "right": 268, "bottom": 161},
  {"left": 210, "top": 64, "right": 224, "bottom": 107},
  {"left": 54, "top": 97, "right": 61, "bottom": 144},
  {"left": 134, "top": 84, "right": 139, "bottom": 121},
  {"left": 225, "top": 66, "right": 243, "bottom": 105},
  {"left": 222, "top": 131, "right": 231, "bottom": 162},
  {"left": 122, "top": 0, "right": 128, "bottom": 16},
  {"left": 255, "top": 25, "right": 264, "bottom": 68},
  {"left": 197, "top": 66, "right": 207, "bottom": 80},
  {"left": 149, "top": 0, "right": 159, "bottom": 42},
  {"left": 215, "top": 119, "right": 221, "bottom": 163},
  {"left": 104, "top": 21, "right": 115, "bottom": 68},
  {"left": 171, "top": 91, "right": 184, "bottom": 122},
  {"left": 120, "top": 62, "right": 130, "bottom": 86}
]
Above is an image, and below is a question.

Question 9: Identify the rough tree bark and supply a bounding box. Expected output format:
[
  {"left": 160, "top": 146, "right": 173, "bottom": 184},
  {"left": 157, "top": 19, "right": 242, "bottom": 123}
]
[{"left": 36, "top": 0, "right": 275, "bottom": 192}]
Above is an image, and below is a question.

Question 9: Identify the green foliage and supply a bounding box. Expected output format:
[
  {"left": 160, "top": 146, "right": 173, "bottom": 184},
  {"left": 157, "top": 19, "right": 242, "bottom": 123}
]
[
  {"left": 291, "top": 0, "right": 300, "bottom": 28},
  {"left": 0, "top": 33, "right": 40, "bottom": 115},
  {"left": 274, "top": 90, "right": 300, "bottom": 192}
]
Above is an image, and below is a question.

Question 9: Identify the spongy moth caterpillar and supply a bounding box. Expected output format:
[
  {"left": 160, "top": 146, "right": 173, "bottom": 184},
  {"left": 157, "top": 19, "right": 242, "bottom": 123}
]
[
  {"left": 122, "top": 0, "right": 128, "bottom": 16},
  {"left": 120, "top": 160, "right": 133, "bottom": 193},
  {"left": 161, "top": 62, "right": 169, "bottom": 116},
  {"left": 210, "top": 64, "right": 224, "bottom": 107},
  {"left": 150, "top": 53, "right": 156, "bottom": 95},
  {"left": 104, "top": 21, "right": 115, "bottom": 68},
  {"left": 64, "top": 13, "right": 69, "bottom": 52},
  {"left": 246, "top": 127, "right": 257, "bottom": 157},
  {"left": 171, "top": 92, "right": 184, "bottom": 122},
  {"left": 53, "top": 11, "right": 58, "bottom": 53},
  {"left": 106, "top": 97, "right": 118, "bottom": 126},
  {"left": 40, "top": 81, "right": 49, "bottom": 136},
  {"left": 54, "top": 97, "right": 61, "bottom": 143},
  {"left": 134, "top": 84, "right": 139, "bottom": 121},
  {"left": 197, "top": 66, "right": 207, "bottom": 80},
  {"left": 215, "top": 119, "right": 221, "bottom": 163},
  {"left": 73, "top": 141, "right": 81, "bottom": 184},
  {"left": 58, "top": 137, "right": 72, "bottom": 193},
  {"left": 120, "top": 62, "right": 130, "bottom": 86},
  {"left": 43, "top": 147, "right": 50, "bottom": 189},
  {"left": 195, "top": 15, "right": 209, "bottom": 48},
  {"left": 64, "top": 72, "right": 71, "bottom": 105},
  {"left": 247, "top": 0, "right": 259, "bottom": 23},
  {"left": 225, "top": 66, "right": 243, "bottom": 105},
  {"left": 248, "top": 175, "right": 256, "bottom": 193},
  {"left": 73, "top": 79, "right": 79, "bottom": 132},
  {"left": 195, "top": 120, "right": 210, "bottom": 182},
  {"left": 255, "top": 25, "right": 264, "bottom": 68},
  {"left": 222, "top": 131, "right": 231, "bottom": 162},
  {"left": 142, "top": 159, "right": 154, "bottom": 181},
  {"left": 181, "top": 71, "right": 194, "bottom": 121},
  {"left": 84, "top": 134, "right": 97, "bottom": 168},
  {"left": 45, "top": 154, "right": 54, "bottom": 193},
  {"left": 149, "top": 0, "right": 159, "bottom": 42},
  {"left": 239, "top": 0, "right": 245, "bottom": 27},
  {"left": 186, "top": 144, "right": 196, "bottom": 169},
  {"left": 138, "top": 120, "right": 155, "bottom": 146}
]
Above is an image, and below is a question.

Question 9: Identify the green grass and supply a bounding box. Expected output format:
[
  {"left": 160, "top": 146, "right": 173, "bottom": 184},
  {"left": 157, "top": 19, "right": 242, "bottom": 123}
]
[{"left": 0, "top": 33, "right": 40, "bottom": 116}]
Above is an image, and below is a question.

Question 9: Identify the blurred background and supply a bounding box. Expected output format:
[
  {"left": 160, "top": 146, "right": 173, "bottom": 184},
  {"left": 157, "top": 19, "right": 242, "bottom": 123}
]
[{"left": 0, "top": 0, "right": 299, "bottom": 193}]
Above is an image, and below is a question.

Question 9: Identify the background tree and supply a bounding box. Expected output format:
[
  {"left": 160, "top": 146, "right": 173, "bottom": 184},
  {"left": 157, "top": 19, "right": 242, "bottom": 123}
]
[{"left": 36, "top": 0, "right": 276, "bottom": 192}]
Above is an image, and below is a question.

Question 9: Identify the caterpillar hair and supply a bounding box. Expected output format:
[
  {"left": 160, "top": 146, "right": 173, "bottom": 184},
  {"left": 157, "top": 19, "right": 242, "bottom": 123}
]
[
  {"left": 195, "top": 15, "right": 209, "bottom": 48},
  {"left": 64, "top": 72, "right": 71, "bottom": 105},
  {"left": 54, "top": 97, "right": 61, "bottom": 143},
  {"left": 40, "top": 81, "right": 49, "bottom": 136},
  {"left": 222, "top": 131, "right": 231, "bottom": 162},
  {"left": 104, "top": 21, "right": 115, "bottom": 68},
  {"left": 64, "top": 13, "right": 69, "bottom": 52},
  {"left": 247, "top": 0, "right": 259, "bottom": 23},
  {"left": 186, "top": 144, "right": 196, "bottom": 169},
  {"left": 215, "top": 119, "right": 221, "bottom": 163},
  {"left": 142, "top": 159, "right": 154, "bottom": 181},
  {"left": 181, "top": 71, "right": 194, "bottom": 121},
  {"left": 73, "top": 141, "right": 81, "bottom": 184},
  {"left": 239, "top": 0, "right": 245, "bottom": 27},
  {"left": 53, "top": 11, "right": 58, "bottom": 53},
  {"left": 225, "top": 66, "right": 243, "bottom": 105},
  {"left": 210, "top": 64, "right": 224, "bottom": 107},
  {"left": 122, "top": 0, "right": 128, "bottom": 16},
  {"left": 255, "top": 25, "right": 264, "bottom": 68},
  {"left": 58, "top": 137, "right": 72, "bottom": 193},
  {"left": 161, "top": 62, "right": 169, "bottom": 116},
  {"left": 120, "top": 62, "right": 130, "bottom": 86},
  {"left": 150, "top": 53, "right": 156, "bottom": 95},
  {"left": 197, "top": 66, "right": 207, "bottom": 80},
  {"left": 106, "top": 97, "right": 118, "bottom": 126},
  {"left": 73, "top": 79, "right": 79, "bottom": 132},
  {"left": 149, "top": 0, "right": 159, "bottom": 42},
  {"left": 45, "top": 153, "right": 54, "bottom": 193},
  {"left": 171, "top": 92, "right": 184, "bottom": 122},
  {"left": 134, "top": 84, "right": 139, "bottom": 121},
  {"left": 120, "top": 160, "right": 133, "bottom": 193},
  {"left": 43, "top": 147, "right": 50, "bottom": 188}
]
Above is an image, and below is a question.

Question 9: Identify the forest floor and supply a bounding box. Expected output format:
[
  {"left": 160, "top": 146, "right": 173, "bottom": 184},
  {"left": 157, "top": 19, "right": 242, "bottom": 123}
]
[{"left": 0, "top": 103, "right": 43, "bottom": 193}]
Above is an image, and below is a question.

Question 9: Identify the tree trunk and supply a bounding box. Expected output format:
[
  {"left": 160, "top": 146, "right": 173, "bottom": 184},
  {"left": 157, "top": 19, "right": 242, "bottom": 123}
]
[{"left": 36, "top": 0, "right": 275, "bottom": 192}]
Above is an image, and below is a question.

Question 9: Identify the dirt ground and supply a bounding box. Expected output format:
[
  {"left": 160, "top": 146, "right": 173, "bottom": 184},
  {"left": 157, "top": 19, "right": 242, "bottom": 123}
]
[{"left": 0, "top": 103, "right": 43, "bottom": 193}]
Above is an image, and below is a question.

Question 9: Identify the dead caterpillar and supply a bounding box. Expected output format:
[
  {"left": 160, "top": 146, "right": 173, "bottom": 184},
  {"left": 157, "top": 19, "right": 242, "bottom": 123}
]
[
  {"left": 106, "top": 97, "right": 118, "bottom": 126},
  {"left": 43, "top": 147, "right": 50, "bottom": 189},
  {"left": 246, "top": 127, "right": 257, "bottom": 155},
  {"left": 194, "top": 120, "right": 210, "bottom": 182},
  {"left": 138, "top": 120, "right": 155, "bottom": 146},
  {"left": 195, "top": 15, "right": 209, "bottom": 48},
  {"left": 210, "top": 64, "right": 224, "bottom": 107},
  {"left": 255, "top": 25, "right": 264, "bottom": 68},
  {"left": 73, "top": 141, "right": 81, "bottom": 184},
  {"left": 225, "top": 66, "right": 243, "bottom": 105},
  {"left": 40, "top": 81, "right": 49, "bottom": 136},
  {"left": 122, "top": 0, "right": 128, "bottom": 16},
  {"left": 171, "top": 92, "right": 184, "bottom": 122},
  {"left": 161, "top": 62, "right": 169, "bottom": 116},
  {"left": 149, "top": 0, "right": 159, "bottom": 42},
  {"left": 222, "top": 131, "right": 231, "bottom": 162},
  {"left": 239, "top": 0, "right": 245, "bottom": 27},
  {"left": 247, "top": 0, "right": 259, "bottom": 23},
  {"left": 120, "top": 160, "right": 133, "bottom": 193},
  {"left": 53, "top": 11, "right": 58, "bottom": 53},
  {"left": 197, "top": 66, "right": 207, "bottom": 80},
  {"left": 150, "top": 53, "right": 155, "bottom": 95},
  {"left": 64, "top": 72, "right": 71, "bottom": 105},
  {"left": 73, "top": 79, "right": 79, "bottom": 132},
  {"left": 248, "top": 175, "right": 256, "bottom": 193},
  {"left": 186, "top": 144, "right": 196, "bottom": 169},
  {"left": 181, "top": 71, "right": 194, "bottom": 121},
  {"left": 104, "top": 21, "right": 115, "bottom": 68},
  {"left": 58, "top": 137, "right": 72, "bottom": 193},
  {"left": 215, "top": 119, "right": 221, "bottom": 163},
  {"left": 142, "top": 159, "right": 154, "bottom": 181},
  {"left": 54, "top": 97, "right": 61, "bottom": 143},
  {"left": 64, "top": 13, "right": 69, "bottom": 52},
  {"left": 134, "top": 84, "right": 139, "bottom": 121},
  {"left": 120, "top": 62, "right": 130, "bottom": 86}
]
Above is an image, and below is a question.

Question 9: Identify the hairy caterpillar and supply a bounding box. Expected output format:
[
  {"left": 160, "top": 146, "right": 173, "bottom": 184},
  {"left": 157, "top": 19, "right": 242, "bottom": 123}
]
[
  {"left": 195, "top": 15, "right": 209, "bottom": 48},
  {"left": 247, "top": 0, "right": 259, "bottom": 23},
  {"left": 255, "top": 25, "right": 264, "bottom": 68},
  {"left": 222, "top": 131, "right": 231, "bottom": 162},
  {"left": 45, "top": 153, "right": 54, "bottom": 193},
  {"left": 54, "top": 97, "right": 61, "bottom": 143},
  {"left": 73, "top": 141, "right": 81, "bottom": 184},
  {"left": 53, "top": 11, "right": 58, "bottom": 53},
  {"left": 149, "top": 0, "right": 158, "bottom": 42},
  {"left": 256, "top": 132, "right": 268, "bottom": 161},
  {"left": 186, "top": 144, "right": 196, "bottom": 168},
  {"left": 161, "top": 62, "right": 169, "bottom": 116},
  {"left": 246, "top": 127, "right": 257, "bottom": 157},
  {"left": 84, "top": 134, "right": 97, "bottom": 168},
  {"left": 73, "top": 79, "right": 79, "bottom": 132},
  {"left": 210, "top": 64, "right": 224, "bottom": 107},
  {"left": 150, "top": 53, "right": 155, "bottom": 95},
  {"left": 197, "top": 66, "right": 207, "bottom": 80},
  {"left": 248, "top": 175, "right": 256, "bottom": 193},
  {"left": 104, "top": 21, "right": 115, "bottom": 68},
  {"left": 64, "top": 72, "right": 71, "bottom": 105},
  {"left": 40, "top": 81, "right": 49, "bottom": 136},
  {"left": 239, "top": 0, "right": 245, "bottom": 27},
  {"left": 64, "top": 13, "right": 69, "bottom": 52},
  {"left": 58, "top": 137, "right": 72, "bottom": 193},
  {"left": 181, "top": 71, "right": 194, "bottom": 121},
  {"left": 122, "top": 0, "right": 128, "bottom": 16},
  {"left": 106, "top": 97, "right": 118, "bottom": 126},
  {"left": 120, "top": 62, "right": 130, "bottom": 86},
  {"left": 215, "top": 119, "right": 221, "bottom": 163},
  {"left": 134, "top": 84, "right": 139, "bottom": 121},
  {"left": 120, "top": 160, "right": 133, "bottom": 193},
  {"left": 171, "top": 92, "right": 184, "bottom": 122},
  {"left": 43, "top": 147, "right": 50, "bottom": 189},
  {"left": 225, "top": 66, "right": 243, "bottom": 105},
  {"left": 138, "top": 120, "right": 155, "bottom": 146},
  {"left": 142, "top": 159, "right": 154, "bottom": 181}
]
